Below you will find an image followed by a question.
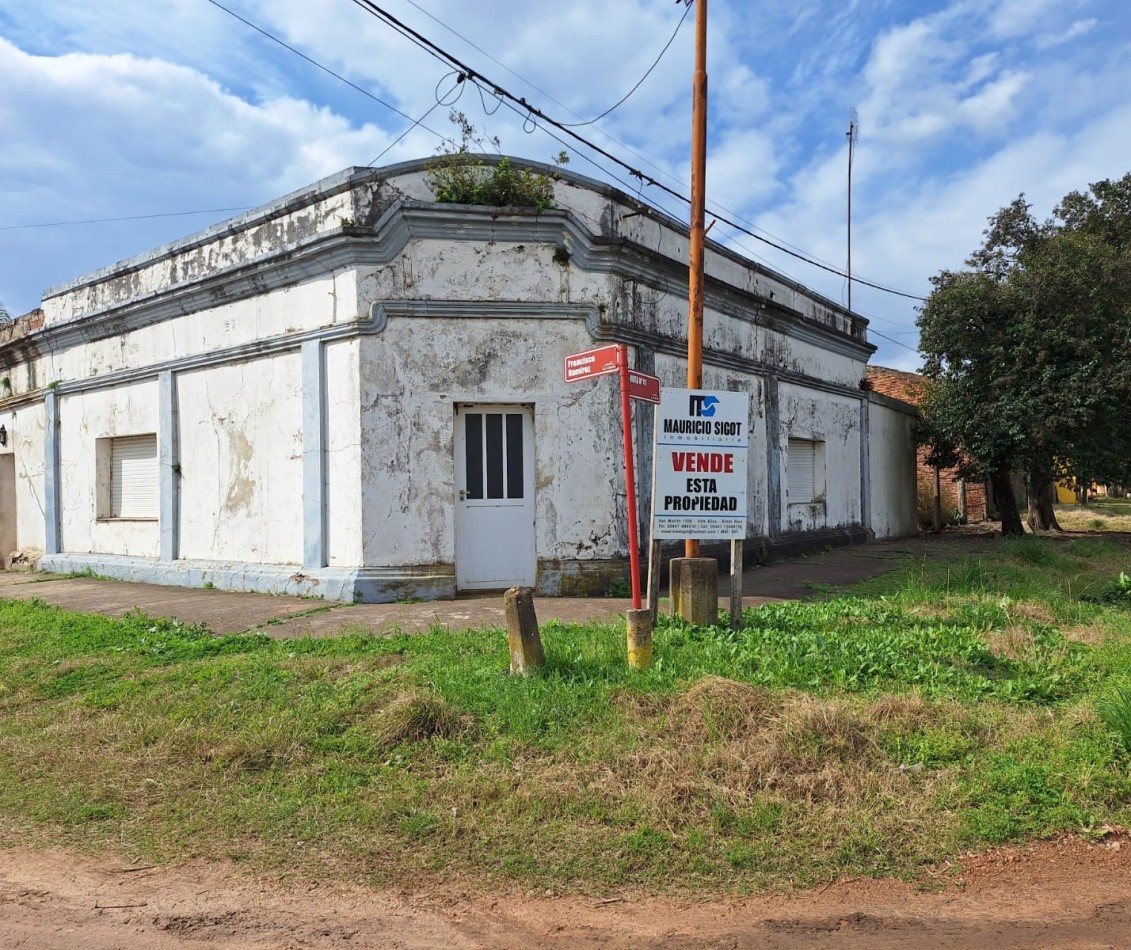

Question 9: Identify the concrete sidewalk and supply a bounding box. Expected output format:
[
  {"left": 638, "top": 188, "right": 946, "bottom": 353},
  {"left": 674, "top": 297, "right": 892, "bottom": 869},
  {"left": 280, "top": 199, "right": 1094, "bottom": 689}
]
[{"left": 0, "top": 534, "right": 987, "bottom": 637}]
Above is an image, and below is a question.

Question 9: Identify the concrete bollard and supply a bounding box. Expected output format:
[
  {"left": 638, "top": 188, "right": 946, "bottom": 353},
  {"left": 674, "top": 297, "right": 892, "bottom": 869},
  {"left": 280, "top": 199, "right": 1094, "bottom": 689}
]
[
  {"left": 625, "top": 608, "right": 653, "bottom": 670},
  {"left": 669, "top": 557, "right": 684, "bottom": 616},
  {"left": 677, "top": 557, "right": 719, "bottom": 626},
  {"left": 503, "top": 586, "right": 544, "bottom": 674}
]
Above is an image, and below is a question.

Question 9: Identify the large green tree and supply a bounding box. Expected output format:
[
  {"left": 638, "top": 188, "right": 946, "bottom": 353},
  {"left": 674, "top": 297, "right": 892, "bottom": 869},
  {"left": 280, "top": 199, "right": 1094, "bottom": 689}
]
[{"left": 918, "top": 174, "right": 1131, "bottom": 537}]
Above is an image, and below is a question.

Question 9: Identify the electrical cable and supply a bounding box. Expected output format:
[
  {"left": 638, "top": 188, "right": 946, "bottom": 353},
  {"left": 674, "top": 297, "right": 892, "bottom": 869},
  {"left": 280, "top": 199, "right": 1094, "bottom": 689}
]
[
  {"left": 0, "top": 208, "right": 252, "bottom": 231},
  {"left": 344, "top": 0, "right": 928, "bottom": 302},
  {"left": 212, "top": 0, "right": 919, "bottom": 302},
  {"left": 367, "top": 70, "right": 465, "bottom": 166},
  {"left": 560, "top": 1, "right": 692, "bottom": 127},
  {"left": 396, "top": 1, "right": 863, "bottom": 285},
  {"left": 16, "top": 2, "right": 926, "bottom": 319},
  {"left": 204, "top": 0, "right": 443, "bottom": 135},
  {"left": 866, "top": 327, "right": 920, "bottom": 354}
]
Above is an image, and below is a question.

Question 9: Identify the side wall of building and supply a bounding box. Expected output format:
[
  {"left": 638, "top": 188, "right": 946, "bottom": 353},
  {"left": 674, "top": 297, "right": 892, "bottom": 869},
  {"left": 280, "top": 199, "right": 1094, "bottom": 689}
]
[{"left": 867, "top": 393, "right": 919, "bottom": 540}]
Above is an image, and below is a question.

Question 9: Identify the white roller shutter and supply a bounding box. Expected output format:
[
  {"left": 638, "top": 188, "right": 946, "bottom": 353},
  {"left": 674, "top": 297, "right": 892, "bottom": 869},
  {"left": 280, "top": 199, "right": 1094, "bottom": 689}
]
[
  {"left": 787, "top": 438, "right": 816, "bottom": 503},
  {"left": 110, "top": 435, "right": 158, "bottom": 518}
]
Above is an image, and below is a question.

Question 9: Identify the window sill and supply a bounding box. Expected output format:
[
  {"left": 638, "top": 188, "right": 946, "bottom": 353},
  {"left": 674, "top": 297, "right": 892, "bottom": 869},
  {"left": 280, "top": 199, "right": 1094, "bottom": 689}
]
[{"left": 96, "top": 517, "right": 159, "bottom": 523}]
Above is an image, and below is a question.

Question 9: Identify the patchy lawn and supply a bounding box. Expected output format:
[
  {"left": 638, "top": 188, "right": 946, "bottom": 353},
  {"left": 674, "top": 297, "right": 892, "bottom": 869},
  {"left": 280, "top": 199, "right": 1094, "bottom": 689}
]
[{"left": 1, "top": 535, "right": 1130, "bottom": 894}]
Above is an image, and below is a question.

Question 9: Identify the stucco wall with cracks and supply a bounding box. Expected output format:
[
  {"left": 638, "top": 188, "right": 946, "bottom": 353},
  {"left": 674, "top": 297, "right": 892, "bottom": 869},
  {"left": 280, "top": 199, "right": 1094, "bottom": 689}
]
[
  {"left": 40, "top": 193, "right": 362, "bottom": 327},
  {"left": 57, "top": 380, "right": 159, "bottom": 557},
  {"left": 357, "top": 315, "right": 628, "bottom": 569},
  {"left": 0, "top": 403, "right": 46, "bottom": 557},
  {"left": 779, "top": 382, "right": 863, "bottom": 534},
  {"left": 0, "top": 158, "right": 906, "bottom": 599},
  {"left": 325, "top": 337, "right": 363, "bottom": 567},
  {"left": 176, "top": 355, "right": 303, "bottom": 565}
]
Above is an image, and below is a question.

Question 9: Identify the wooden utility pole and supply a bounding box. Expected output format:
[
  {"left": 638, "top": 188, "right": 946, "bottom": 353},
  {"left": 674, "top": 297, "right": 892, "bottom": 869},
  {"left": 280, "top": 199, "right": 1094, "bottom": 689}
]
[{"left": 685, "top": 0, "right": 708, "bottom": 559}]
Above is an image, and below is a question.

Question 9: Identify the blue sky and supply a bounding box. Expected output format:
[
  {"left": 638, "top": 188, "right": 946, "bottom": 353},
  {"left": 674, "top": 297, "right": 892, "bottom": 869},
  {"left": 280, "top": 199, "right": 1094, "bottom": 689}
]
[{"left": 2, "top": 0, "right": 1129, "bottom": 369}]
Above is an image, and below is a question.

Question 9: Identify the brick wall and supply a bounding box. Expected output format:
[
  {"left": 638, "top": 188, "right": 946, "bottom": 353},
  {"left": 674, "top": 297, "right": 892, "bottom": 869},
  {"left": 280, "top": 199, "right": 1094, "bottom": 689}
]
[{"left": 865, "top": 366, "right": 988, "bottom": 524}]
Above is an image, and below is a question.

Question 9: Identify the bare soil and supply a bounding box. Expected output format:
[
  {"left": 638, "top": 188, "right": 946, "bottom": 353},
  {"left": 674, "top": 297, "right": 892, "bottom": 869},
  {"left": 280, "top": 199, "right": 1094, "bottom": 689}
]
[{"left": 3, "top": 835, "right": 1131, "bottom": 948}]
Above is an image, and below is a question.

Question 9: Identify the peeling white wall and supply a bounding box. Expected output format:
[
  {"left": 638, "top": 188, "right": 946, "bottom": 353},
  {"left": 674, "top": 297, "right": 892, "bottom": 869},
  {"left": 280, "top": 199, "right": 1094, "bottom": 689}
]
[
  {"left": 325, "top": 338, "right": 363, "bottom": 566},
  {"left": 40, "top": 190, "right": 361, "bottom": 327},
  {"left": 357, "top": 317, "right": 626, "bottom": 570},
  {"left": 2, "top": 160, "right": 884, "bottom": 597},
  {"left": 779, "top": 383, "right": 863, "bottom": 534},
  {"left": 176, "top": 355, "right": 303, "bottom": 565},
  {"left": 869, "top": 398, "right": 918, "bottom": 539},
  {"left": 9, "top": 404, "right": 46, "bottom": 556},
  {"left": 57, "top": 380, "right": 159, "bottom": 557}
]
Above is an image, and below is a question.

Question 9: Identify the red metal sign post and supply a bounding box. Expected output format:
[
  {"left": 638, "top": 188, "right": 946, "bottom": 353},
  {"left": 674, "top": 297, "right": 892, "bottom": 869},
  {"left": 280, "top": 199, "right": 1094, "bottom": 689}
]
[
  {"left": 616, "top": 345, "right": 642, "bottom": 609},
  {"left": 564, "top": 344, "right": 661, "bottom": 611}
]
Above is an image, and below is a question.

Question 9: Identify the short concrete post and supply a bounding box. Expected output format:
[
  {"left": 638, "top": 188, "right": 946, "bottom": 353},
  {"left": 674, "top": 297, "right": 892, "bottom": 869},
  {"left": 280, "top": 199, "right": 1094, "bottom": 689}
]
[
  {"left": 669, "top": 557, "right": 684, "bottom": 617},
  {"left": 626, "top": 608, "right": 653, "bottom": 670},
  {"left": 729, "top": 539, "right": 744, "bottom": 630},
  {"left": 504, "top": 586, "right": 544, "bottom": 675},
  {"left": 678, "top": 557, "right": 719, "bottom": 627},
  {"left": 646, "top": 537, "right": 662, "bottom": 628}
]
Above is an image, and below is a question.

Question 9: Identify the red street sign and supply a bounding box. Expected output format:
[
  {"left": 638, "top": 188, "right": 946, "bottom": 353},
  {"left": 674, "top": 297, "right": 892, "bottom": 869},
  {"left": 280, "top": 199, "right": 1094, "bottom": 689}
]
[
  {"left": 627, "top": 369, "right": 661, "bottom": 404},
  {"left": 564, "top": 344, "right": 620, "bottom": 383}
]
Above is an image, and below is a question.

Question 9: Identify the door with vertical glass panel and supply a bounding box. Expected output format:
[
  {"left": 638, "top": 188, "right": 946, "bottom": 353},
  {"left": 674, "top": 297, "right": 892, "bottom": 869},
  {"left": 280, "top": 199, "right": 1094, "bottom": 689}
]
[{"left": 454, "top": 405, "right": 535, "bottom": 589}]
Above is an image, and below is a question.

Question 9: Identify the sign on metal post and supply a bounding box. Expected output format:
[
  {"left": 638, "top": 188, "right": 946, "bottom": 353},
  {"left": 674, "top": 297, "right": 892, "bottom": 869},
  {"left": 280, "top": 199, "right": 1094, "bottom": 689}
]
[
  {"left": 626, "top": 369, "right": 661, "bottom": 404},
  {"left": 563, "top": 344, "right": 661, "bottom": 610},
  {"left": 652, "top": 388, "right": 748, "bottom": 540},
  {"left": 564, "top": 344, "right": 620, "bottom": 383}
]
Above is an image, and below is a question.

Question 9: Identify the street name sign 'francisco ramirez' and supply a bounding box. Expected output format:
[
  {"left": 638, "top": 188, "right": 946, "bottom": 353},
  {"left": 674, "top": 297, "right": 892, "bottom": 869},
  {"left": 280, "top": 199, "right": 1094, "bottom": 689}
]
[{"left": 652, "top": 388, "right": 749, "bottom": 540}]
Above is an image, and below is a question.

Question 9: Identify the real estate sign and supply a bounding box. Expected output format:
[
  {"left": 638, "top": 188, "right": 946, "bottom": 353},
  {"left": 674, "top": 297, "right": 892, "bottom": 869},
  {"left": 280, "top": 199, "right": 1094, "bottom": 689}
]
[{"left": 652, "top": 388, "right": 749, "bottom": 540}]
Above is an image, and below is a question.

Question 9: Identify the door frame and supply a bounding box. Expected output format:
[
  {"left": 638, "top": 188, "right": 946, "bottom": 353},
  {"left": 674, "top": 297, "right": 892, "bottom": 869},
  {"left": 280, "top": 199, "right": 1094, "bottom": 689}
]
[{"left": 454, "top": 403, "right": 536, "bottom": 590}]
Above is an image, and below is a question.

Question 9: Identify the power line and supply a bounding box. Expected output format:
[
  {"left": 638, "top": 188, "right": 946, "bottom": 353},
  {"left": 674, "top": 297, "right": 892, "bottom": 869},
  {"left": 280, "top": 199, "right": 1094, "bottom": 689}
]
[
  {"left": 214, "top": 0, "right": 923, "bottom": 302},
  {"left": 0, "top": 208, "right": 251, "bottom": 231},
  {"left": 204, "top": 0, "right": 442, "bottom": 135},
  {"left": 403, "top": 0, "right": 872, "bottom": 291},
  {"left": 867, "top": 327, "right": 921, "bottom": 354},
  {"left": 345, "top": 0, "right": 927, "bottom": 302},
  {"left": 15, "top": 3, "right": 927, "bottom": 311},
  {"left": 560, "top": 2, "right": 693, "bottom": 127},
  {"left": 368, "top": 70, "right": 466, "bottom": 166},
  {"left": 397, "top": 1, "right": 822, "bottom": 274}
]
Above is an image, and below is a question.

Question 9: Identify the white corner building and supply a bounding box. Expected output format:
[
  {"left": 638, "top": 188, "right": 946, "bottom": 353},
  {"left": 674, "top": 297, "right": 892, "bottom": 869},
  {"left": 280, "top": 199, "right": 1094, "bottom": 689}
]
[{"left": 0, "top": 159, "right": 917, "bottom": 601}]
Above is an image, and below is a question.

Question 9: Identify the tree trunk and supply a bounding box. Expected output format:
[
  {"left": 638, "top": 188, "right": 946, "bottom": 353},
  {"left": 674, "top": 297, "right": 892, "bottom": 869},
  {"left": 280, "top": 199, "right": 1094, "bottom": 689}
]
[
  {"left": 932, "top": 466, "right": 943, "bottom": 533},
  {"left": 1026, "top": 478, "right": 1062, "bottom": 531},
  {"left": 991, "top": 466, "right": 1025, "bottom": 537}
]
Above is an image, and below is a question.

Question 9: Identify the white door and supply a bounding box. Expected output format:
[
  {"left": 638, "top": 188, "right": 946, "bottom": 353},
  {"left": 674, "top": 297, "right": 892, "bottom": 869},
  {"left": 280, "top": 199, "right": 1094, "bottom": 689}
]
[{"left": 455, "top": 405, "right": 536, "bottom": 590}]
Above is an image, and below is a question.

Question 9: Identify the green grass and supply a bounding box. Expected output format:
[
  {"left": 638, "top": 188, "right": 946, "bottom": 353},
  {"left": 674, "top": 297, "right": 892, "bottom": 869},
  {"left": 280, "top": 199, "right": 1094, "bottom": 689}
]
[{"left": 1, "top": 535, "right": 1131, "bottom": 894}]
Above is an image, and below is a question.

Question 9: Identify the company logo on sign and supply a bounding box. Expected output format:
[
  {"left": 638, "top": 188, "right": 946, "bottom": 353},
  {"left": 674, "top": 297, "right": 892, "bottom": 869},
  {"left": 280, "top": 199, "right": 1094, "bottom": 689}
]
[{"left": 689, "top": 394, "right": 719, "bottom": 417}]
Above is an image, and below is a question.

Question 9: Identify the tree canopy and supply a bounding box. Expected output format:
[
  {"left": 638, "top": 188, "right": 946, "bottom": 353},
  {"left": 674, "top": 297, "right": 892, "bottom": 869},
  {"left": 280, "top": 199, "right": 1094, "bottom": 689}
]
[{"left": 917, "top": 173, "right": 1131, "bottom": 536}]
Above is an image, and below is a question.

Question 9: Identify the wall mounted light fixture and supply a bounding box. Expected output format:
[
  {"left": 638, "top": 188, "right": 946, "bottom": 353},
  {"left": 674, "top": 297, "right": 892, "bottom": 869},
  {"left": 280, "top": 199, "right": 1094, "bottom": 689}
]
[{"left": 0, "top": 425, "right": 7, "bottom": 447}]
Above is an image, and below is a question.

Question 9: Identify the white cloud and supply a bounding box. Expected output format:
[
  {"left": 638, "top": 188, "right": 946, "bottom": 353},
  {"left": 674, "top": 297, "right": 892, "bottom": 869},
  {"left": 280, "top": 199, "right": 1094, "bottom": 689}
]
[
  {"left": 986, "top": 0, "right": 1064, "bottom": 40},
  {"left": 0, "top": 37, "right": 392, "bottom": 312},
  {"left": 1036, "top": 17, "right": 1100, "bottom": 49}
]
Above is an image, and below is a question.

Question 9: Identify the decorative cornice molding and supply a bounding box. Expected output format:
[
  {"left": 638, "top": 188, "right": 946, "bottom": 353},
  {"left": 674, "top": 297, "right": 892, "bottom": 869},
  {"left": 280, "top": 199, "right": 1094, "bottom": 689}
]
[
  {"left": 8, "top": 294, "right": 864, "bottom": 406},
  {"left": 6, "top": 200, "right": 873, "bottom": 372}
]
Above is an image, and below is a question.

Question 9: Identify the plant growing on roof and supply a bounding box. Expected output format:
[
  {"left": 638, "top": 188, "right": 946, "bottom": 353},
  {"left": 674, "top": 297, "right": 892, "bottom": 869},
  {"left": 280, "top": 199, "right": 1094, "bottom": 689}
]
[{"left": 425, "top": 110, "right": 568, "bottom": 213}]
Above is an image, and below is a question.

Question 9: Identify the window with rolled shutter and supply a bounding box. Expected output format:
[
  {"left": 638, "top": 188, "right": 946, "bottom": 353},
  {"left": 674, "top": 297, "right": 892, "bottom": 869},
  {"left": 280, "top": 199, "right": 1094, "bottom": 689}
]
[
  {"left": 109, "top": 435, "right": 158, "bottom": 518},
  {"left": 787, "top": 438, "right": 817, "bottom": 504}
]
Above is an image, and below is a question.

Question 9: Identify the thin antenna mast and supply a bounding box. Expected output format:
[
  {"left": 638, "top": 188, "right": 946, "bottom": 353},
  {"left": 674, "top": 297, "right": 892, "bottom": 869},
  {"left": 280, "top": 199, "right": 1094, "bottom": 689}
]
[{"left": 846, "top": 112, "right": 858, "bottom": 314}]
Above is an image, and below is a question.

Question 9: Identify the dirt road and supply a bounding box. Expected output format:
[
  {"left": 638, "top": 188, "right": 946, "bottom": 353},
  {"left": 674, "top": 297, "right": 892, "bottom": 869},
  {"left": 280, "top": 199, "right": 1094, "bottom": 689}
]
[{"left": 3, "top": 834, "right": 1129, "bottom": 948}]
